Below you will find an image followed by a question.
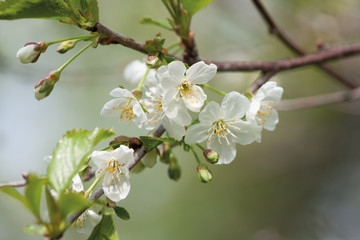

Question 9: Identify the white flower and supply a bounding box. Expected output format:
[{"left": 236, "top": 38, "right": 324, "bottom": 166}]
[
  {"left": 91, "top": 145, "right": 134, "bottom": 202},
  {"left": 70, "top": 174, "right": 102, "bottom": 234},
  {"left": 157, "top": 61, "right": 217, "bottom": 115},
  {"left": 16, "top": 43, "right": 41, "bottom": 64},
  {"left": 140, "top": 73, "right": 192, "bottom": 140},
  {"left": 123, "top": 60, "right": 149, "bottom": 86},
  {"left": 246, "top": 82, "right": 284, "bottom": 131},
  {"left": 185, "top": 92, "right": 262, "bottom": 164},
  {"left": 101, "top": 88, "right": 147, "bottom": 127}
]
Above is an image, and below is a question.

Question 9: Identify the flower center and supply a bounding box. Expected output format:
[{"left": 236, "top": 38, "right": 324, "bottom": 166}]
[
  {"left": 112, "top": 97, "right": 135, "bottom": 121},
  {"left": 100, "top": 159, "right": 124, "bottom": 185},
  {"left": 256, "top": 101, "right": 275, "bottom": 125},
  {"left": 206, "top": 119, "right": 240, "bottom": 146},
  {"left": 143, "top": 96, "right": 164, "bottom": 124},
  {"left": 177, "top": 79, "right": 199, "bottom": 104}
]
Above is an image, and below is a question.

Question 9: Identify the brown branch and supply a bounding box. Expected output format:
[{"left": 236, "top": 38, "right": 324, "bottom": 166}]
[
  {"left": 251, "top": 0, "right": 357, "bottom": 89},
  {"left": 249, "top": 71, "right": 276, "bottom": 92},
  {"left": 213, "top": 43, "right": 360, "bottom": 72},
  {"left": 95, "top": 22, "right": 147, "bottom": 54},
  {"left": 276, "top": 86, "right": 360, "bottom": 110},
  {"left": 0, "top": 180, "right": 27, "bottom": 188}
]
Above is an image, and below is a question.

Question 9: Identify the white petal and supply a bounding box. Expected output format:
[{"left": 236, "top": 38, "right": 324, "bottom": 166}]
[
  {"left": 141, "top": 149, "right": 157, "bottom": 168},
  {"left": 230, "top": 120, "right": 262, "bottom": 145},
  {"left": 198, "top": 101, "right": 223, "bottom": 124},
  {"left": 158, "top": 61, "right": 186, "bottom": 90},
  {"left": 208, "top": 140, "right": 237, "bottom": 164},
  {"left": 100, "top": 99, "right": 125, "bottom": 117},
  {"left": 123, "top": 60, "right": 148, "bottom": 86},
  {"left": 246, "top": 99, "right": 261, "bottom": 122},
  {"left": 174, "top": 103, "right": 192, "bottom": 126},
  {"left": 163, "top": 89, "right": 181, "bottom": 118},
  {"left": 103, "top": 173, "right": 130, "bottom": 202},
  {"left": 222, "top": 91, "right": 250, "bottom": 119},
  {"left": 184, "top": 123, "right": 212, "bottom": 145},
  {"left": 186, "top": 61, "right": 217, "bottom": 84},
  {"left": 87, "top": 210, "right": 102, "bottom": 227},
  {"left": 109, "top": 88, "right": 133, "bottom": 98},
  {"left": 71, "top": 174, "right": 84, "bottom": 193},
  {"left": 263, "top": 109, "right": 279, "bottom": 131},
  {"left": 132, "top": 101, "right": 148, "bottom": 127},
  {"left": 181, "top": 85, "right": 207, "bottom": 112},
  {"left": 91, "top": 151, "right": 111, "bottom": 177},
  {"left": 162, "top": 116, "right": 186, "bottom": 141},
  {"left": 112, "top": 145, "right": 134, "bottom": 165},
  {"left": 16, "top": 44, "right": 40, "bottom": 64}
]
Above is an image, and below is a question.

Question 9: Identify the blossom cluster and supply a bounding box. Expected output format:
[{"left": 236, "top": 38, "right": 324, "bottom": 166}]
[{"left": 97, "top": 59, "right": 283, "bottom": 204}]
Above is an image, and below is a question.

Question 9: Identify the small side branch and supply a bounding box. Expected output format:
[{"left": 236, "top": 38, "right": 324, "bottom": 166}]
[
  {"left": 277, "top": 86, "right": 360, "bottom": 110},
  {"left": 251, "top": 0, "right": 357, "bottom": 89},
  {"left": 249, "top": 71, "right": 276, "bottom": 92}
]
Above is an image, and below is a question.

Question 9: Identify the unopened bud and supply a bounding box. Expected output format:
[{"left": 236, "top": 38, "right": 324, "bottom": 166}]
[
  {"left": 34, "top": 71, "right": 60, "bottom": 100},
  {"left": 159, "top": 142, "right": 171, "bottom": 164},
  {"left": 197, "top": 164, "right": 213, "bottom": 183},
  {"left": 129, "top": 137, "right": 142, "bottom": 151},
  {"left": 168, "top": 153, "right": 181, "bottom": 181},
  {"left": 56, "top": 40, "right": 77, "bottom": 54},
  {"left": 203, "top": 149, "right": 219, "bottom": 164},
  {"left": 109, "top": 135, "right": 130, "bottom": 146},
  {"left": 146, "top": 56, "right": 160, "bottom": 67},
  {"left": 17, "top": 41, "right": 47, "bottom": 64},
  {"left": 244, "top": 90, "right": 253, "bottom": 101},
  {"left": 131, "top": 89, "right": 143, "bottom": 101}
]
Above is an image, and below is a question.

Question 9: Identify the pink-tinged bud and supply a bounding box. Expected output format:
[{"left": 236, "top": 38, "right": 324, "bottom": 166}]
[
  {"left": 34, "top": 71, "right": 60, "bottom": 100},
  {"left": 56, "top": 40, "right": 77, "bottom": 54},
  {"left": 146, "top": 56, "right": 160, "bottom": 67},
  {"left": 16, "top": 42, "right": 48, "bottom": 64},
  {"left": 197, "top": 164, "right": 213, "bottom": 183},
  {"left": 203, "top": 149, "right": 219, "bottom": 164}
]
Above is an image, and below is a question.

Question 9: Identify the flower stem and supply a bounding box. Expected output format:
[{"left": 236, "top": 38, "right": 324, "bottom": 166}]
[
  {"left": 196, "top": 143, "right": 205, "bottom": 151},
  {"left": 203, "top": 83, "right": 227, "bottom": 96},
  {"left": 190, "top": 145, "right": 201, "bottom": 164},
  {"left": 85, "top": 177, "right": 101, "bottom": 198},
  {"left": 46, "top": 34, "right": 98, "bottom": 46},
  {"left": 135, "top": 65, "right": 151, "bottom": 90},
  {"left": 57, "top": 41, "right": 94, "bottom": 74}
]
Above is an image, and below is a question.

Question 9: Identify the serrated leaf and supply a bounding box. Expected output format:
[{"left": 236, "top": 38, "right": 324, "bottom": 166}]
[
  {"left": 179, "top": 0, "right": 213, "bottom": 15},
  {"left": 114, "top": 206, "right": 130, "bottom": 221},
  {"left": 88, "top": 215, "right": 119, "bottom": 240},
  {"left": 47, "top": 128, "right": 114, "bottom": 194},
  {"left": 0, "top": 0, "right": 75, "bottom": 22},
  {"left": 140, "top": 136, "right": 177, "bottom": 152},
  {"left": 0, "top": 186, "right": 29, "bottom": 210},
  {"left": 25, "top": 174, "right": 47, "bottom": 220},
  {"left": 140, "top": 17, "right": 173, "bottom": 31},
  {"left": 66, "top": 0, "right": 99, "bottom": 23}
]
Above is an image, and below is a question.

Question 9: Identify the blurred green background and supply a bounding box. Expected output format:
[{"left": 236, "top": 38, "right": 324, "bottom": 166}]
[{"left": 1, "top": 0, "right": 360, "bottom": 239}]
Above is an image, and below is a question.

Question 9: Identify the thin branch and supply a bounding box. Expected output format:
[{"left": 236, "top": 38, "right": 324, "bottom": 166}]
[
  {"left": 251, "top": 0, "right": 357, "bottom": 89},
  {"left": 249, "top": 71, "right": 276, "bottom": 92},
  {"left": 0, "top": 181, "right": 27, "bottom": 188},
  {"left": 276, "top": 86, "right": 360, "bottom": 110},
  {"left": 95, "top": 22, "right": 147, "bottom": 54},
  {"left": 213, "top": 43, "right": 360, "bottom": 72}
]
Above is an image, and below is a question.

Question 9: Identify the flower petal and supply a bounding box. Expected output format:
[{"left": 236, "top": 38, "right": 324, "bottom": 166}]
[
  {"left": 112, "top": 145, "right": 134, "bottom": 165},
  {"left": 198, "top": 101, "right": 223, "bottom": 124},
  {"left": 184, "top": 123, "right": 212, "bottom": 145},
  {"left": 158, "top": 61, "right": 186, "bottom": 90},
  {"left": 100, "top": 99, "right": 125, "bottom": 117},
  {"left": 71, "top": 174, "right": 84, "bottom": 193},
  {"left": 123, "top": 60, "right": 148, "bottom": 86},
  {"left": 109, "top": 88, "right": 133, "bottom": 98},
  {"left": 208, "top": 139, "right": 237, "bottom": 164},
  {"left": 163, "top": 89, "right": 181, "bottom": 118},
  {"left": 230, "top": 120, "right": 262, "bottom": 145},
  {"left": 162, "top": 116, "right": 186, "bottom": 141},
  {"left": 263, "top": 109, "right": 279, "bottom": 131},
  {"left": 103, "top": 173, "right": 130, "bottom": 202},
  {"left": 222, "top": 91, "right": 250, "bottom": 119},
  {"left": 186, "top": 61, "right": 217, "bottom": 84},
  {"left": 181, "top": 85, "right": 207, "bottom": 112}
]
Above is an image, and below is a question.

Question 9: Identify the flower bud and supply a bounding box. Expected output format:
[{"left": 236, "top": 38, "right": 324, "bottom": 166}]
[
  {"left": 131, "top": 89, "right": 143, "bottom": 101},
  {"left": 34, "top": 71, "right": 60, "bottom": 100},
  {"left": 168, "top": 153, "right": 181, "bottom": 181},
  {"left": 146, "top": 56, "right": 160, "bottom": 67},
  {"left": 203, "top": 149, "right": 219, "bottom": 164},
  {"left": 56, "top": 40, "right": 77, "bottom": 54},
  {"left": 159, "top": 142, "right": 171, "bottom": 164},
  {"left": 17, "top": 41, "right": 47, "bottom": 64},
  {"left": 197, "top": 164, "right": 213, "bottom": 183},
  {"left": 129, "top": 137, "right": 142, "bottom": 151}
]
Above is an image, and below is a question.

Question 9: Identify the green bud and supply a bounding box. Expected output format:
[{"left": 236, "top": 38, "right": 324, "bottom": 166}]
[
  {"left": 244, "top": 90, "right": 253, "bottom": 101},
  {"left": 34, "top": 71, "right": 60, "bottom": 100},
  {"left": 168, "top": 153, "right": 181, "bottom": 181},
  {"left": 197, "top": 164, "right": 213, "bottom": 183},
  {"left": 203, "top": 149, "right": 219, "bottom": 164},
  {"left": 56, "top": 40, "right": 77, "bottom": 54},
  {"left": 131, "top": 89, "right": 143, "bottom": 101},
  {"left": 159, "top": 142, "right": 171, "bottom": 164}
]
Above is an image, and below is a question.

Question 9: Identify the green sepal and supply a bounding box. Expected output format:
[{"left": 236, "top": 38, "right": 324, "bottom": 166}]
[
  {"left": 140, "top": 17, "right": 173, "bottom": 31},
  {"left": 25, "top": 174, "right": 47, "bottom": 220},
  {"left": 47, "top": 128, "right": 114, "bottom": 194},
  {"left": 140, "top": 136, "right": 177, "bottom": 152},
  {"left": 145, "top": 36, "right": 166, "bottom": 56},
  {"left": 114, "top": 206, "right": 130, "bottom": 221},
  {"left": 87, "top": 215, "right": 119, "bottom": 240},
  {"left": 179, "top": 0, "right": 213, "bottom": 16},
  {"left": 24, "top": 224, "right": 47, "bottom": 235}
]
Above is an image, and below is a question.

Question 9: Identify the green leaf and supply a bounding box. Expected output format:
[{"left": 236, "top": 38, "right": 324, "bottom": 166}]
[
  {"left": 0, "top": 186, "right": 29, "bottom": 210},
  {"left": 179, "top": 0, "right": 213, "bottom": 15},
  {"left": 140, "top": 17, "right": 173, "bottom": 31},
  {"left": 45, "top": 186, "right": 58, "bottom": 223},
  {"left": 0, "top": 0, "right": 75, "bottom": 23},
  {"left": 58, "top": 191, "right": 90, "bottom": 220},
  {"left": 140, "top": 136, "right": 177, "bottom": 152},
  {"left": 114, "top": 206, "right": 130, "bottom": 221},
  {"left": 47, "top": 128, "right": 114, "bottom": 194},
  {"left": 25, "top": 174, "right": 47, "bottom": 220},
  {"left": 24, "top": 224, "right": 47, "bottom": 235},
  {"left": 66, "top": 0, "right": 99, "bottom": 24},
  {"left": 88, "top": 215, "right": 119, "bottom": 240}
]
